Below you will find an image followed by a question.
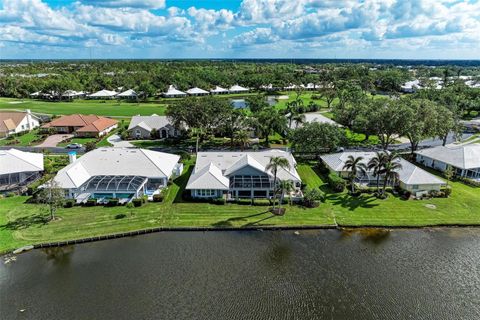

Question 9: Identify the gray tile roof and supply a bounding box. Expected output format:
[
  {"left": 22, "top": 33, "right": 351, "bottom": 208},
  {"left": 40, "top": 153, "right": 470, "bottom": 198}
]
[
  {"left": 415, "top": 144, "right": 480, "bottom": 169},
  {"left": 128, "top": 115, "right": 174, "bottom": 132},
  {"left": 321, "top": 151, "right": 445, "bottom": 186}
]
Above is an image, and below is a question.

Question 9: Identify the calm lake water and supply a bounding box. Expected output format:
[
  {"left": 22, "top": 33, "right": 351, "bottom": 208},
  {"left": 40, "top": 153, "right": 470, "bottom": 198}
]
[{"left": 1, "top": 229, "right": 480, "bottom": 319}]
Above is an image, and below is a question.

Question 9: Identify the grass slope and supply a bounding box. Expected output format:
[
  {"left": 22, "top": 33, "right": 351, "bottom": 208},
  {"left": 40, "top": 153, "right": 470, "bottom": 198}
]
[{"left": 1, "top": 161, "right": 480, "bottom": 254}]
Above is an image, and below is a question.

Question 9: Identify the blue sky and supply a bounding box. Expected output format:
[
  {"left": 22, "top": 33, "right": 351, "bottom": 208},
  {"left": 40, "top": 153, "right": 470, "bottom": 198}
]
[{"left": 0, "top": 0, "right": 479, "bottom": 59}]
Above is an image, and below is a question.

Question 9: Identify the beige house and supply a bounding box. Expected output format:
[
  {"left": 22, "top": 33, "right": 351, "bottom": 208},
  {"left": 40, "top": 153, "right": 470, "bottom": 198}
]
[
  {"left": 42, "top": 114, "right": 118, "bottom": 138},
  {"left": 0, "top": 110, "right": 40, "bottom": 137},
  {"left": 127, "top": 115, "right": 181, "bottom": 139},
  {"left": 321, "top": 151, "right": 446, "bottom": 195}
]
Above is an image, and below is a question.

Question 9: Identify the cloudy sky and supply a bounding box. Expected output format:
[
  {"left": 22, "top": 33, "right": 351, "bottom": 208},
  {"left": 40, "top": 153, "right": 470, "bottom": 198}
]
[{"left": 0, "top": 0, "right": 479, "bottom": 59}]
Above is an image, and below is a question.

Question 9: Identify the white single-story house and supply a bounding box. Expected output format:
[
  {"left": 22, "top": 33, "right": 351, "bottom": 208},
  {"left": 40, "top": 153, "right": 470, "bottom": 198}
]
[
  {"left": 127, "top": 115, "right": 181, "bottom": 139},
  {"left": 400, "top": 80, "right": 422, "bottom": 93},
  {"left": 416, "top": 144, "right": 480, "bottom": 180},
  {"left": 163, "top": 85, "right": 187, "bottom": 98},
  {"left": 210, "top": 86, "right": 229, "bottom": 95},
  {"left": 117, "top": 89, "right": 138, "bottom": 99},
  {"left": 88, "top": 89, "right": 118, "bottom": 99},
  {"left": 321, "top": 151, "right": 445, "bottom": 194},
  {"left": 0, "top": 149, "right": 44, "bottom": 191},
  {"left": 186, "top": 87, "right": 209, "bottom": 96},
  {"left": 0, "top": 110, "right": 40, "bottom": 137},
  {"left": 52, "top": 148, "right": 182, "bottom": 203},
  {"left": 186, "top": 150, "right": 302, "bottom": 200},
  {"left": 62, "top": 90, "right": 86, "bottom": 99},
  {"left": 289, "top": 112, "right": 340, "bottom": 129},
  {"left": 229, "top": 85, "right": 249, "bottom": 94}
]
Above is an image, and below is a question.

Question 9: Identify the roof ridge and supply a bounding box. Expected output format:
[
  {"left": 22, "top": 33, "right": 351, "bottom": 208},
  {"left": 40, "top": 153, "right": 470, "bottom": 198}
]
[{"left": 6, "top": 149, "right": 43, "bottom": 170}]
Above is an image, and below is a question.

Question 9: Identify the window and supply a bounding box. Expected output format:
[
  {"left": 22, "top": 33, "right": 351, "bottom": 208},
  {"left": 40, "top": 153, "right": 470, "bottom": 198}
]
[
  {"left": 196, "top": 189, "right": 216, "bottom": 197},
  {"left": 412, "top": 185, "right": 419, "bottom": 190},
  {"left": 135, "top": 130, "right": 141, "bottom": 138}
]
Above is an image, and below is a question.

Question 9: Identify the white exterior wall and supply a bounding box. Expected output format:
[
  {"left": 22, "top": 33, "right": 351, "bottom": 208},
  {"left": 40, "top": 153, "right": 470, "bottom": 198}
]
[
  {"left": 400, "top": 182, "right": 442, "bottom": 193},
  {"left": 191, "top": 189, "right": 224, "bottom": 198}
]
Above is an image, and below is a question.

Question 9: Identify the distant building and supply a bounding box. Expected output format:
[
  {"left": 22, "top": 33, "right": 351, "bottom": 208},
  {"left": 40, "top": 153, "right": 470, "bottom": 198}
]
[
  {"left": 163, "top": 85, "right": 187, "bottom": 98},
  {"left": 186, "top": 150, "right": 302, "bottom": 200},
  {"left": 210, "top": 86, "right": 229, "bottom": 95},
  {"left": 0, "top": 110, "right": 40, "bottom": 137},
  {"left": 52, "top": 148, "right": 182, "bottom": 202},
  {"left": 88, "top": 89, "right": 118, "bottom": 99},
  {"left": 42, "top": 114, "right": 118, "bottom": 137},
  {"left": 0, "top": 149, "right": 44, "bottom": 192},
  {"left": 289, "top": 112, "right": 340, "bottom": 129},
  {"left": 321, "top": 151, "right": 445, "bottom": 194},
  {"left": 416, "top": 144, "right": 480, "bottom": 180},
  {"left": 228, "top": 85, "right": 249, "bottom": 94},
  {"left": 116, "top": 89, "right": 138, "bottom": 99},
  {"left": 127, "top": 115, "right": 181, "bottom": 139},
  {"left": 186, "top": 87, "right": 209, "bottom": 96}
]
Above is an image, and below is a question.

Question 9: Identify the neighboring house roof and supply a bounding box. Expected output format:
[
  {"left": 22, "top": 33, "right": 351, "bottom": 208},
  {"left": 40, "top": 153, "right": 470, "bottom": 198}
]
[
  {"left": 89, "top": 89, "right": 117, "bottom": 98},
  {"left": 416, "top": 144, "right": 480, "bottom": 170},
  {"left": 117, "top": 89, "right": 137, "bottom": 97},
  {"left": 186, "top": 163, "right": 229, "bottom": 190},
  {"left": 210, "top": 86, "right": 228, "bottom": 93},
  {"left": 43, "top": 114, "right": 118, "bottom": 133},
  {"left": 127, "top": 115, "right": 174, "bottom": 132},
  {"left": 186, "top": 150, "right": 301, "bottom": 190},
  {"left": 321, "top": 151, "right": 445, "bottom": 186},
  {"left": 229, "top": 85, "right": 249, "bottom": 92},
  {"left": 289, "top": 112, "right": 340, "bottom": 129},
  {"left": 0, "top": 149, "right": 44, "bottom": 175},
  {"left": 62, "top": 90, "right": 85, "bottom": 97},
  {"left": 164, "top": 85, "right": 186, "bottom": 96},
  {"left": 76, "top": 118, "right": 118, "bottom": 133},
  {"left": 0, "top": 111, "right": 36, "bottom": 133},
  {"left": 186, "top": 87, "right": 209, "bottom": 95},
  {"left": 53, "top": 148, "right": 180, "bottom": 189}
]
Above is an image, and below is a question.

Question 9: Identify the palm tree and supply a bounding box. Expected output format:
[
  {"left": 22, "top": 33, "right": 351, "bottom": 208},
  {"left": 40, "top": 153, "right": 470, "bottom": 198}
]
[
  {"left": 342, "top": 155, "right": 367, "bottom": 194},
  {"left": 277, "top": 180, "right": 294, "bottom": 208},
  {"left": 367, "top": 151, "right": 387, "bottom": 193},
  {"left": 190, "top": 127, "right": 205, "bottom": 154},
  {"left": 381, "top": 153, "right": 403, "bottom": 195},
  {"left": 292, "top": 113, "right": 306, "bottom": 129},
  {"left": 234, "top": 130, "right": 250, "bottom": 151},
  {"left": 266, "top": 157, "right": 291, "bottom": 212}
]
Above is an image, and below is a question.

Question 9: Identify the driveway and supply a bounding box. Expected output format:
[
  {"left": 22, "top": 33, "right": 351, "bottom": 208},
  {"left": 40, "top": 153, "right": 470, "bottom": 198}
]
[
  {"left": 107, "top": 134, "right": 134, "bottom": 148},
  {"left": 36, "top": 134, "right": 74, "bottom": 148}
]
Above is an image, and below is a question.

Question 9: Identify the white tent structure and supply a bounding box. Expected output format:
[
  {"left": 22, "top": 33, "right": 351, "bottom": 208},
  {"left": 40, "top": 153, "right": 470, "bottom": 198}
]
[
  {"left": 30, "top": 91, "right": 41, "bottom": 98},
  {"left": 117, "top": 89, "right": 138, "bottom": 99},
  {"left": 163, "top": 85, "right": 187, "bottom": 98},
  {"left": 229, "top": 85, "right": 249, "bottom": 93},
  {"left": 62, "top": 90, "right": 86, "bottom": 99},
  {"left": 88, "top": 89, "right": 118, "bottom": 99},
  {"left": 186, "top": 87, "right": 209, "bottom": 96},
  {"left": 210, "top": 86, "right": 229, "bottom": 95}
]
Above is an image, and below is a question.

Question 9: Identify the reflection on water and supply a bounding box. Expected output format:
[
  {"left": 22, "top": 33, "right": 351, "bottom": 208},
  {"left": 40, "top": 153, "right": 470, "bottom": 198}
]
[
  {"left": 41, "top": 246, "right": 75, "bottom": 265},
  {"left": 2, "top": 229, "right": 480, "bottom": 320},
  {"left": 340, "top": 228, "right": 391, "bottom": 244}
]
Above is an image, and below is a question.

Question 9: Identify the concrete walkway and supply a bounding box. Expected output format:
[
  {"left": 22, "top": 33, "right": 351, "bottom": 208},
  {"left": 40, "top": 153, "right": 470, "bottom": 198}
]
[
  {"left": 107, "top": 134, "right": 134, "bottom": 148},
  {"left": 36, "top": 134, "right": 73, "bottom": 147}
]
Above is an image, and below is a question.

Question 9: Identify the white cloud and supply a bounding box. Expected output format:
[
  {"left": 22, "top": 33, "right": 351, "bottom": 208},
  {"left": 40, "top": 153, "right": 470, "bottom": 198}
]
[
  {"left": 231, "top": 28, "right": 279, "bottom": 47},
  {"left": 79, "top": 0, "right": 166, "bottom": 9}
]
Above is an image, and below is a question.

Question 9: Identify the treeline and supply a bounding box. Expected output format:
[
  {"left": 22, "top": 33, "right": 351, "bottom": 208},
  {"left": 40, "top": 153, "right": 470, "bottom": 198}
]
[{"left": 2, "top": 60, "right": 477, "bottom": 99}]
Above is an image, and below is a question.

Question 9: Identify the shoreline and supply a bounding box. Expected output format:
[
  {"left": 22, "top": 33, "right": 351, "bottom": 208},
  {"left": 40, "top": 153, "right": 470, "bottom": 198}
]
[{"left": 4, "top": 223, "right": 480, "bottom": 256}]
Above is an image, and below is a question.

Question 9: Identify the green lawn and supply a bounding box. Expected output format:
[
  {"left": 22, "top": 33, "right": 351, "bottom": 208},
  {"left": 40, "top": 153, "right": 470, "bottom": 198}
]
[
  {"left": 0, "top": 98, "right": 167, "bottom": 117},
  {"left": 1, "top": 160, "right": 480, "bottom": 254},
  {"left": 0, "top": 129, "right": 43, "bottom": 146}
]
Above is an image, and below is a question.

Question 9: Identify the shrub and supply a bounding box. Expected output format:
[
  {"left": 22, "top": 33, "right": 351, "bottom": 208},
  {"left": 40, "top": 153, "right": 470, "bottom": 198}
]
[
  {"left": 115, "top": 213, "right": 126, "bottom": 219},
  {"left": 64, "top": 199, "right": 75, "bottom": 208},
  {"left": 253, "top": 199, "right": 271, "bottom": 206},
  {"left": 126, "top": 202, "right": 134, "bottom": 209},
  {"left": 177, "top": 151, "right": 191, "bottom": 162},
  {"left": 132, "top": 198, "right": 143, "bottom": 207},
  {"left": 85, "top": 199, "right": 97, "bottom": 207},
  {"left": 211, "top": 197, "right": 226, "bottom": 205},
  {"left": 443, "top": 187, "right": 452, "bottom": 197},
  {"left": 458, "top": 177, "right": 480, "bottom": 187},
  {"left": 303, "top": 188, "right": 325, "bottom": 208},
  {"left": 84, "top": 141, "right": 96, "bottom": 152},
  {"left": 401, "top": 190, "right": 412, "bottom": 200},
  {"left": 107, "top": 198, "right": 119, "bottom": 207},
  {"left": 152, "top": 193, "right": 164, "bottom": 202},
  {"left": 236, "top": 199, "right": 253, "bottom": 205},
  {"left": 5, "top": 192, "right": 15, "bottom": 198},
  {"left": 326, "top": 171, "right": 346, "bottom": 192}
]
